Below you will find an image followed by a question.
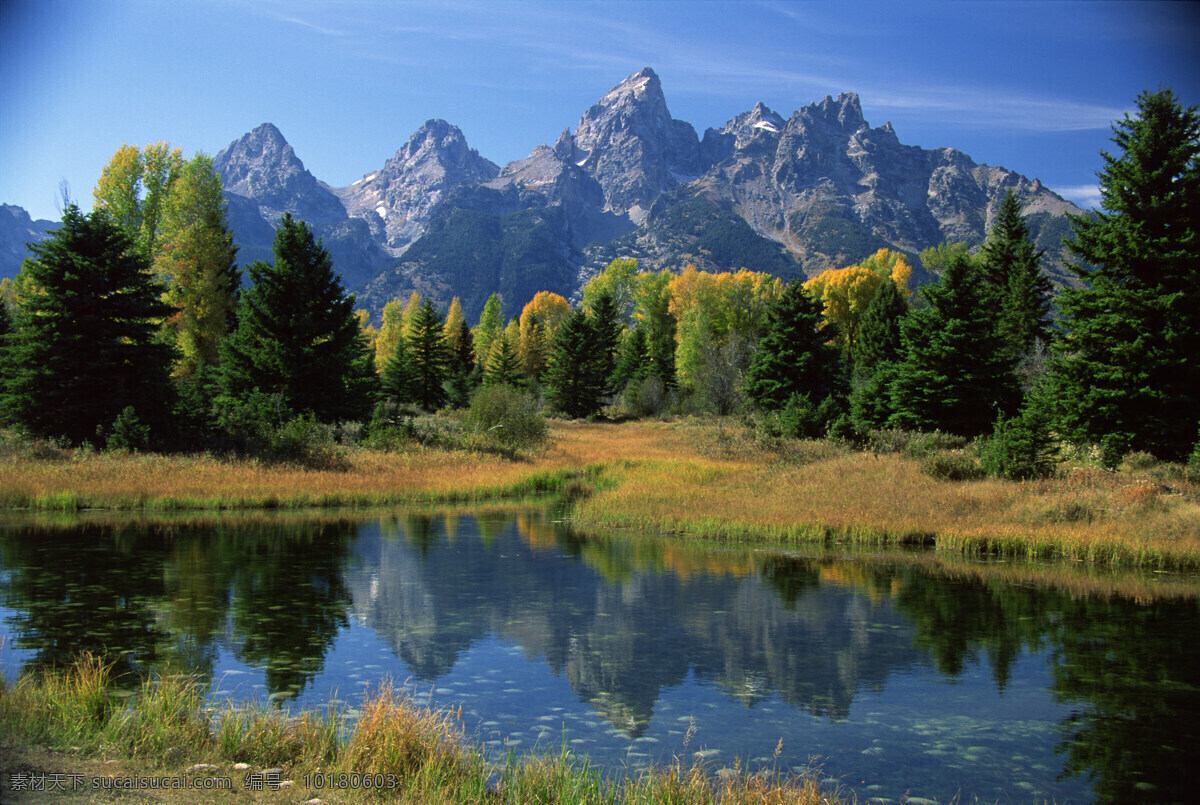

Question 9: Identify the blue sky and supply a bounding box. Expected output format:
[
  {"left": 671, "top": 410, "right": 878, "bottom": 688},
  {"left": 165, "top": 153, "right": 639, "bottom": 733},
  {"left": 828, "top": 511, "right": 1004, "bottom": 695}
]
[{"left": 2, "top": 0, "right": 1197, "bottom": 222}]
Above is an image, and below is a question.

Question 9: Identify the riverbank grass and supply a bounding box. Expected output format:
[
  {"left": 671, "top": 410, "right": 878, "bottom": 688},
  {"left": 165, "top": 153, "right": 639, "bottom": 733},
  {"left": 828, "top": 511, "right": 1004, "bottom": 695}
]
[
  {"left": 2, "top": 419, "right": 1198, "bottom": 569},
  {"left": 0, "top": 654, "right": 841, "bottom": 804}
]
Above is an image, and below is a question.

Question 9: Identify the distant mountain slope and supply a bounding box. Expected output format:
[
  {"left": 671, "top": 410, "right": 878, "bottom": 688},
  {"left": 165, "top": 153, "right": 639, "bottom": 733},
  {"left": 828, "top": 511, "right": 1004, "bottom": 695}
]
[
  {"left": 3, "top": 68, "right": 1079, "bottom": 321},
  {"left": 0, "top": 204, "right": 58, "bottom": 280}
]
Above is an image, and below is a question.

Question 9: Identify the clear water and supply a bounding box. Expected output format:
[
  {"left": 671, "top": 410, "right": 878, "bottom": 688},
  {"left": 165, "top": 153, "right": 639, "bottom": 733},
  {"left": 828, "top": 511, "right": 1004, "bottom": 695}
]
[{"left": 1, "top": 509, "right": 1197, "bottom": 804}]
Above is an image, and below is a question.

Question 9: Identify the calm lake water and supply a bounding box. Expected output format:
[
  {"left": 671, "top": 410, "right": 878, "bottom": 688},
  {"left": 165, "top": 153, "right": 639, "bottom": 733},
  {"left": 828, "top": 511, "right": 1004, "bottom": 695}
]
[{"left": 1, "top": 509, "right": 1197, "bottom": 804}]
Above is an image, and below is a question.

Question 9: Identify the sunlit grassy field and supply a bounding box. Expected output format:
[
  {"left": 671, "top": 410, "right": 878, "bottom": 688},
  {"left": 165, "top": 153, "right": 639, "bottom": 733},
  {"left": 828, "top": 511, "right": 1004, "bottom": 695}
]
[{"left": 2, "top": 419, "right": 1199, "bottom": 568}]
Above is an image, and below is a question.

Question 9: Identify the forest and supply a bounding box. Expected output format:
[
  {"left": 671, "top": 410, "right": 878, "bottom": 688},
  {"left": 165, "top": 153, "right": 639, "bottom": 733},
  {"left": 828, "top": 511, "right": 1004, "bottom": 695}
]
[{"left": 1, "top": 89, "right": 1197, "bottom": 482}]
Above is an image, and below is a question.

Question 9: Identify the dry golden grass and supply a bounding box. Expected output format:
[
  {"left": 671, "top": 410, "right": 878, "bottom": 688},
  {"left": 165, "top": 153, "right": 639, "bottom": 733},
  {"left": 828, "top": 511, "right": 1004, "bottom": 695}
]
[
  {"left": 3, "top": 419, "right": 1199, "bottom": 569},
  {"left": 568, "top": 419, "right": 1200, "bottom": 570}
]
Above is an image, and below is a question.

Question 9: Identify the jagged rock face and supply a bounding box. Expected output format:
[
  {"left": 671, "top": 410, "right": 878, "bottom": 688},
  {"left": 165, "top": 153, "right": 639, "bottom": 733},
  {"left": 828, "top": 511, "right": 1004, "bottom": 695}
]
[
  {"left": 213, "top": 123, "right": 346, "bottom": 225},
  {"left": 680, "top": 91, "right": 1080, "bottom": 278},
  {"left": 213, "top": 124, "right": 391, "bottom": 290},
  {"left": 0, "top": 203, "right": 57, "bottom": 280},
  {"left": 197, "top": 69, "right": 1082, "bottom": 320},
  {"left": 333, "top": 120, "right": 499, "bottom": 256},
  {"left": 564, "top": 68, "right": 701, "bottom": 223}
]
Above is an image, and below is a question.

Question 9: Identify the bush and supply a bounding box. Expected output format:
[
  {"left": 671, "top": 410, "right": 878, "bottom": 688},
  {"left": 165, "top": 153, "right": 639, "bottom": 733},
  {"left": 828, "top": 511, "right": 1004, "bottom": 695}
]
[
  {"left": 777, "top": 393, "right": 842, "bottom": 440},
  {"left": 920, "top": 450, "right": 985, "bottom": 481},
  {"left": 464, "top": 384, "right": 548, "bottom": 452},
  {"left": 268, "top": 414, "right": 342, "bottom": 468},
  {"left": 978, "top": 407, "right": 1058, "bottom": 481},
  {"left": 1187, "top": 432, "right": 1200, "bottom": 483},
  {"left": 864, "top": 428, "right": 966, "bottom": 458},
  {"left": 105, "top": 406, "right": 151, "bottom": 453},
  {"left": 620, "top": 375, "right": 668, "bottom": 419}
]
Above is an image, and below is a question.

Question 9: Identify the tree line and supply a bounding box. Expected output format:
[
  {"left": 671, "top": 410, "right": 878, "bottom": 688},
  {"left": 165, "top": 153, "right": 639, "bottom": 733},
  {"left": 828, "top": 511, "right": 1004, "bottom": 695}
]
[{"left": 0, "top": 89, "right": 1196, "bottom": 473}]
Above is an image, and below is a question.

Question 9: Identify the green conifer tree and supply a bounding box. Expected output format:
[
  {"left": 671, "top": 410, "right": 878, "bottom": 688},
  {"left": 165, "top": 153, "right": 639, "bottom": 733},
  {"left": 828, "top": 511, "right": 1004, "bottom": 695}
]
[
  {"left": 406, "top": 297, "right": 450, "bottom": 411},
  {"left": 219, "top": 214, "right": 376, "bottom": 424},
  {"left": 446, "top": 318, "right": 477, "bottom": 408},
  {"left": 979, "top": 191, "right": 1054, "bottom": 360},
  {"left": 586, "top": 290, "right": 622, "bottom": 395},
  {"left": 381, "top": 336, "right": 416, "bottom": 406},
  {"left": 889, "top": 252, "right": 1020, "bottom": 436},
  {"left": 1050, "top": 88, "right": 1200, "bottom": 461},
  {"left": 544, "top": 307, "right": 606, "bottom": 419},
  {"left": 744, "top": 280, "right": 841, "bottom": 411},
  {"left": 849, "top": 277, "right": 909, "bottom": 430},
  {"left": 482, "top": 331, "right": 523, "bottom": 388},
  {"left": 5, "top": 205, "right": 175, "bottom": 445},
  {"left": 611, "top": 327, "right": 651, "bottom": 392}
]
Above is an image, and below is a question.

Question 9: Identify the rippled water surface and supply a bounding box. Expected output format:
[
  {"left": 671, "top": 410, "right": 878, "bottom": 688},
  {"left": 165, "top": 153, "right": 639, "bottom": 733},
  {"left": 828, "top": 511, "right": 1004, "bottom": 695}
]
[{"left": 1, "top": 510, "right": 1197, "bottom": 803}]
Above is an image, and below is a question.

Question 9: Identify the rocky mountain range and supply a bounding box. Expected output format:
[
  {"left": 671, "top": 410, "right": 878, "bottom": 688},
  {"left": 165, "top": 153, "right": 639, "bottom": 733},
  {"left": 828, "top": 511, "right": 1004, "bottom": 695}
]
[
  {"left": 3, "top": 68, "right": 1082, "bottom": 322},
  {"left": 0, "top": 204, "right": 58, "bottom": 281}
]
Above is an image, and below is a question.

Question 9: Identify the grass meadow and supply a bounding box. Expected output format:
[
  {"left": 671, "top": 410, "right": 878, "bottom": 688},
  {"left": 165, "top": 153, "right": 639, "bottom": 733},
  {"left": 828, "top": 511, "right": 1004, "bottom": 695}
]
[{"left": 2, "top": 418, "right": 1199, "bottom": 569}]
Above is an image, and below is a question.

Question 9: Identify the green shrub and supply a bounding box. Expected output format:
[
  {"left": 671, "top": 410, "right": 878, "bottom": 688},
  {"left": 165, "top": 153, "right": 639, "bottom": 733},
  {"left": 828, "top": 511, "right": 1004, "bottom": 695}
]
[
  {"left": 865, "top": 428, "right": 965, "bottom": 457},
  {"left": 920, "top": 450, "right": 985, "bottom": 481},
  {"left": 105, "top": 406, "right": 151, "bottom": 453},
  {"left": 778, "top": 393, "right": 842, "bottom": 440},
  {"left": 979, "top": 407, "right": 1058, "bottom": 481},
  {"left": 464, "top": 384, "right": 548, "bottom": 452},
  {"left": 620, "top": 375, "right": 668, "bottom": 419}
]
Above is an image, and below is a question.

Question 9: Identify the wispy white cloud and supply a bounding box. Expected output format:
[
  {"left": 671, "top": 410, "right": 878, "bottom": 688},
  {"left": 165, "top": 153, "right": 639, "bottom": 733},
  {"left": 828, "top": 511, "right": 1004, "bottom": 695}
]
[{"left": 1054, "top": 184, "right": 1103, "bottom": 209}]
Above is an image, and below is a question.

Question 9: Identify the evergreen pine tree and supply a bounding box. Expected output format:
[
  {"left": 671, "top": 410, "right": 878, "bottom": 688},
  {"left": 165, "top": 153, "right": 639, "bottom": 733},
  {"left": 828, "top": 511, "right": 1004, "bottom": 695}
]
[
  {"left": 889, "top": 252, "right": 1020, "bottom": 436},
  {"left": 849, "top": 278, "right": 909, "bottom": 430},
  {"left": 381, "top": 336, "right": 416, "bottom": 406},
  {"left": 611, "top": 327, "right": 651, "bottom": 392},
  {"left": 446, "top": 318, "right": 477, "bottom": 409},
  {"left": 744, "top": 279, "right": 841, "bottom": 411},
  {"left": 5, "top": 204, "right": 175, "bottom": 445},
  {"left": 219, "top": 214, "right": 376, "bottom": 424},
  {"left": 0, "top": 301, "right": 14, "bottom": 426},
  {"left": 587, "top": 290, "right": 622, "bottom": 396},
  {"left": 544, "top": 307, "right": 606, "bottom": 419},
  {"left": 406, "top": 297, "right": 450, "bottom": 411},
  {"left": 482, "top": 332, "right": 523, "bottom": 388},
  {"left": 1050, "top": 88, "right": 1200, "bottom": 461},
  {"left": 979, "top": 191, "right": 1054, "bottom": 360}
]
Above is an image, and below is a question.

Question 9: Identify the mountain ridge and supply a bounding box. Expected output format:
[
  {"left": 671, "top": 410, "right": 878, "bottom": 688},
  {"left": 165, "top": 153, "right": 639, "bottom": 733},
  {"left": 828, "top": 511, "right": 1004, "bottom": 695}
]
[{"left": 3, "top": 68, "right": 1082, "bottom": 321}]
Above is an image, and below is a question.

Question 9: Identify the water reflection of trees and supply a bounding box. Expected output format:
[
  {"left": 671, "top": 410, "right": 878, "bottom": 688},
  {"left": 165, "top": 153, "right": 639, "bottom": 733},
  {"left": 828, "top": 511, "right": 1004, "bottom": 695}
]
[
  {"left": 879, "top": 562, "right": 1200, "bottom": 804},
  {"left": 0, "top": 517, "right": 356, "bottom": 701},
  {"left": 4, "top": 511, "right": 1198, "bottom": 801}
]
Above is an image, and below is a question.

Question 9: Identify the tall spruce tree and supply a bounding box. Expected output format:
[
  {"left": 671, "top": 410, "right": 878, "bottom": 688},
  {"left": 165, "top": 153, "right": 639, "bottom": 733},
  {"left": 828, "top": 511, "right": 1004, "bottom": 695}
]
[
  {"left": 406, "top": 297, "right": 450, "bottom": 411},
  {"left": 611, "top": 326, "right": 651, "bottom": 392},
  {"left": 744, "top": 279, "right": 841, "bottom": 410},
  {"left": 889, "top": 252, "right": 1020, "bottom": 436},
  {"left": 381, "top": 336, "right": 416, "bottom": 406},
  {"left": 219, "top": 214, "right": 376, "bottom": 423},
  {"left": 482, "top": 331, "right": 522, "bottom": 388},
  {"left": 446, "top": 318, "right": 477, "bottom": 408},
  {"left": 1050, "top": 88, "right": 1200, "bottom": 461},
  {"left": 4, "top": 205, "right": 175, "bottom": 445},
  {"left": 979, "top": 191, "right": 1054, "bottom": 360},
  {"left": 849, "top": 277, "right": 909, "bottom": 430},
  {"left": 586, "top": 290, "right": 622, "bottom": 396},
  {"left": 544, "top": 307, "right": 606, "bottom": 419}
]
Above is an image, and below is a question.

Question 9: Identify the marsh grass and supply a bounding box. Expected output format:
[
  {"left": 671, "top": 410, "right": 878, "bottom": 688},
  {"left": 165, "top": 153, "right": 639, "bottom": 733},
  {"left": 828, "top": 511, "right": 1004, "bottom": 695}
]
[
  {"left": 4, "top": 418, "right": 1199, "bottom": 569},
  {"left": 0, "top": 654, "right": 842, "bottom": 804},
  {"left": 571, "top": 419, "right": 1200, "bottom": 570}
]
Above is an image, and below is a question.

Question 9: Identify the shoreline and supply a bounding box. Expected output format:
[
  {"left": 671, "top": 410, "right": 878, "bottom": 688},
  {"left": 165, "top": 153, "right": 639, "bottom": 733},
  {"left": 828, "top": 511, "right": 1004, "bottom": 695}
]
[{"left": 2, "top": 420, "right": 1198, "bottom": 571}]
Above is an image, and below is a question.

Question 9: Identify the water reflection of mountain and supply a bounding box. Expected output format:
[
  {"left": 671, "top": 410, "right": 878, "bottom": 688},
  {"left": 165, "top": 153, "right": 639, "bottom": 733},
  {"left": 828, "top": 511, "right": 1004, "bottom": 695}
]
[{"left": 346, "top": 512, "right": 927, "bottom": 735}]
